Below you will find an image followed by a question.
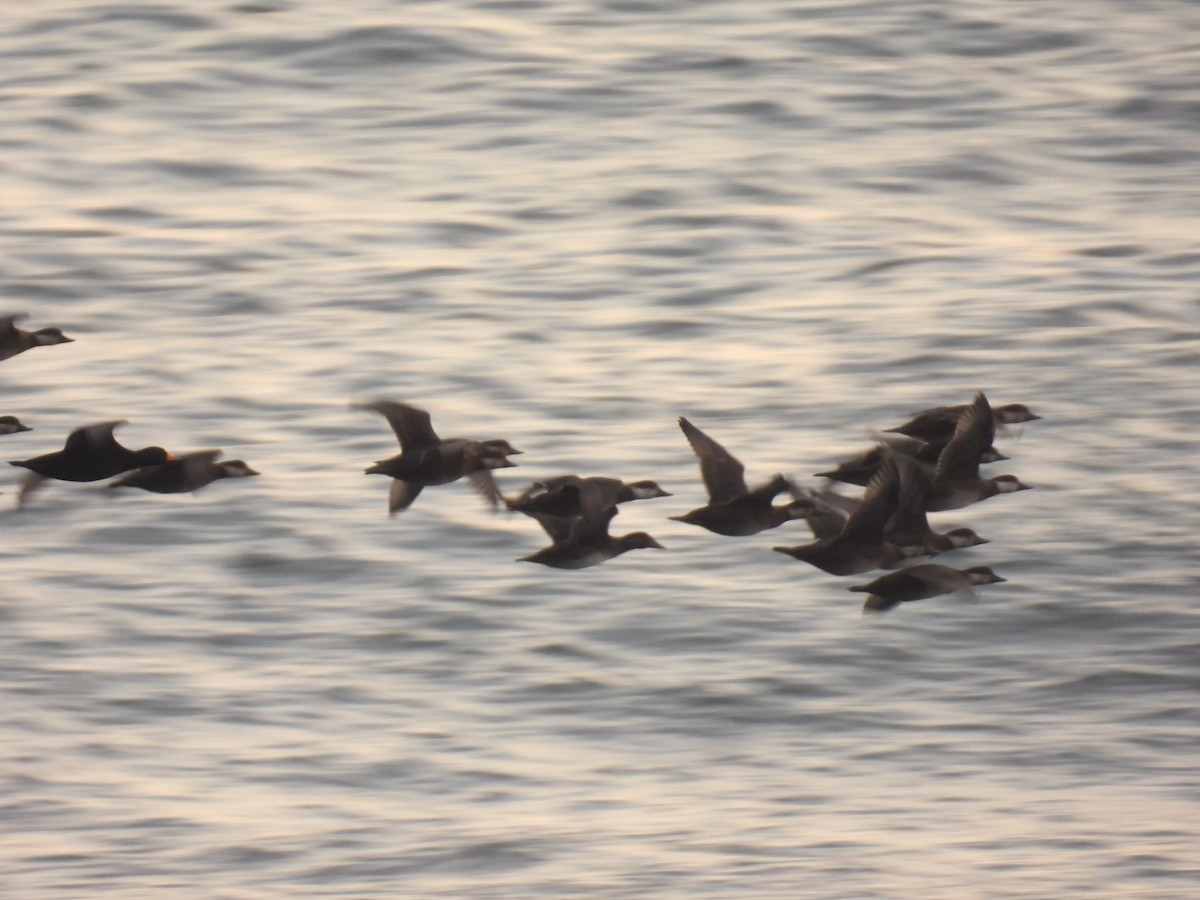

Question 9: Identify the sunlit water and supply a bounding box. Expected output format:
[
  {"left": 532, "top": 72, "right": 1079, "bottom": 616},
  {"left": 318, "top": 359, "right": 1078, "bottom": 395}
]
[{"left": 2, "top": 1, "right": 1199, "bottom": 896}]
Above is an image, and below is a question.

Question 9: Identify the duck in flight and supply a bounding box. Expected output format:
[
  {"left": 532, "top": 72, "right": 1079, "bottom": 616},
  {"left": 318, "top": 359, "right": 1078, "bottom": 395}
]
[
  {"left": 354, "top": 400, "right": 521, "bottom": 515},
  {"left": 851, "top": 564, "right": 1006, "bottom": 612},
  {"left": 671, "top": 416, "right": 809, "bottom": 536},
  {"left": 773, "top": 455, "right": 922, "bottom": 576},
  {"left": 109, "top": 449, "right": 259, "bottom": 494},
  {"left": 518, "top": 488, "right": 664, "bottom": 569},
  {"left": 924, "top": 392, "right": 1032, "bottom": 511},
  {"left": 10, "top": 420, "right": 173, "bottom": 507}
]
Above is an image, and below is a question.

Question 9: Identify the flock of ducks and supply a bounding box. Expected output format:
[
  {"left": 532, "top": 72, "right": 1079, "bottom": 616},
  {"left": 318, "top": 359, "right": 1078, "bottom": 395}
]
[
  {"left": 353, "top": 386, "right": 1037, "bottom": 613},
  {"left": 2, "top": 314, "right": 260, "bottom": 505},
  {"left": 4, "top": 312, "right": 1038, "bottom": 613}
]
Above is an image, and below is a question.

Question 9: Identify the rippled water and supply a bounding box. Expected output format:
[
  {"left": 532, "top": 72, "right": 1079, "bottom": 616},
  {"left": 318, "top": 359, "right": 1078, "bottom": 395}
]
[{"left": 3, "top": 1, "right": 1199, "bottom": 896}]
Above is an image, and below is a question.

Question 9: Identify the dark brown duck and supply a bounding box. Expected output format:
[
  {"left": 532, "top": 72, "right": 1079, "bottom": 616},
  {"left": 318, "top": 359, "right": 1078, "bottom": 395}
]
[
  {"left": 851, "top": 564, "right": 1006, "bottom": 612},
  {"left": 773, "top": 456, "right": 920, "bottom": 576},
  {"left": 885, "top": 399, "right": 1039, "bottom": 444},
  {"left": 671, "top": 416, "right": 808, "bottom": 536},
  {"left": 519, "top": 502, "right": 664, "bottom": 570},
  {"left": 924, "top": 392, "right": 1031, "bottom": 511},
  {"left": 355, "top": 400, "right": 521, "bottom": 515},
  {"left": 109, "top": 449, "right": 259, "bottom": 494},
  {"left": 0, "top": 314, "right": 74, "bottom": 362},
  {"left": 10, "top": 420, "right": 173, "bottom": 507}
]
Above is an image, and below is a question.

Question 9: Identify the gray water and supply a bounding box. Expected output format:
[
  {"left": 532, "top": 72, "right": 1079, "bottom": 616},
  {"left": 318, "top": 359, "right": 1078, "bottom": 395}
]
[{"left": 2, "top": 1, "right": 1199, "bottom": 896}]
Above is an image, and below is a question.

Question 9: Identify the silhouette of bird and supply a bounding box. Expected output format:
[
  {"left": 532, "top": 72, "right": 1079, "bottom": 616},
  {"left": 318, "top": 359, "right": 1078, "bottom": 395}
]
[
  {"left": 885, "top": 399, "right": 1039, "bottom": 444},
  {"left": 354, "top": 400, "right": 521, "bottom": 515},
  {"left": 109, "top": 449, "right": 259, "bottom": 494},
  {"left": 851, "top": 564, "right": 1006, "bottom": 612},
  {"left": 506, "top": 474, "right": 669, "bottom": 518},
  {"left": 671, "top": 416, "right": 808, "bottom": 536},
  {"left": 519, "top": 493, "right": 663, "bottom": 569},
  {"left": 10, "top": 420, "right": 172, "bottom": 507}
]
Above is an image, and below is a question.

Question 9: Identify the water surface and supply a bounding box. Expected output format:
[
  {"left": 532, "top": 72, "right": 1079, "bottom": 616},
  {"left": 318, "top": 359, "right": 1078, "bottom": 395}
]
[{"left": 2, "top": 1, "right": 1199, "bottom": 896}]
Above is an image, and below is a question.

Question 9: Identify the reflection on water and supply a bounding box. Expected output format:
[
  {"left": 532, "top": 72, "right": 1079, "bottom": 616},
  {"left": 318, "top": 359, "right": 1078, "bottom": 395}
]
[{"left": 2, "top": 0, "right": 1199, "bottom": 896}]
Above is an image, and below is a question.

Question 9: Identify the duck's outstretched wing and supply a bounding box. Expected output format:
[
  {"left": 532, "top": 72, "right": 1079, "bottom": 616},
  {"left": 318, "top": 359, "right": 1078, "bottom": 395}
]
[
  {"left": 354, "top": 401, "right": 440, "bottom": 452},
  {"left": 935, "top": 392, "right": 994, "bottom": 482},
  {"left": 467, "top": 468, "right": 504, "bottom": 507},
  {"left": 15, "top": 471, "right": 44, "bottom": 509},
  {"left": 0, "top": 313, "right": 28, "bottom": 340},
  {"left": 678, "top": 416, "right": 748, "bottom": 505},
  {"left": 840, "top": 454, "right": 900, "bottom": 543},
  {"left": 63, "top": 420, "right": 128, "bottom": 455},
  {"left": 388, "top": 479, "right": 424, "bottom": 515},
  {"left": 884, "top": 452, "right": 934, "bottom": 544}
]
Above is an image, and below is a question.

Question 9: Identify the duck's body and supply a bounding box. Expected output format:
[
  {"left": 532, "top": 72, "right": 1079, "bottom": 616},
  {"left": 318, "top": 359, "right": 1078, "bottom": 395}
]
[
  {"left": 797, "top": 490, "right": 987, "bottom": 562},
  {"left": 851, "top": 564, "right": 1006, "bottom": 612},
  {"left": 815, "top": 435, "right": 1006, "bottom": 487},
  {"left": 886, "top": 400, "right": 1039, "bottom": 444},
  {"left": 519, "top": 502, "right": 663, "bottom": 569},
  {"left": 506, "top": 475, "right": 670, "bottom": 518},
  {"left": 774, "top": 456, "right": 917, "bottom": 576},
  {"left": 672, "top": 416, "right": 808, "bottom": 536},
  {"left": 11, "top": 421, "right": 170, "bottom": 483},
  {"left": 672, "top": 473, "right": 808, "bottom": 536},
  {"left": 0, "top": 314, "right": 73, "bottom": 362},
  {"left": 355, "top": 400, "right": 520, "bottom": 514},
  {"left": 109, "top": 449, "right": 258, "bottom": 493},
  {"left": 10, "top": 420, "right": 172, "bottom": 507},
  {"left": 773, "top": 535, "right": 912, "bottom": 576},
  {"left": 368, "top": 436, "right": 515, "bottom": 485},
  {"left": 816, "top": 441, "right": 928, "bottom": 487}
]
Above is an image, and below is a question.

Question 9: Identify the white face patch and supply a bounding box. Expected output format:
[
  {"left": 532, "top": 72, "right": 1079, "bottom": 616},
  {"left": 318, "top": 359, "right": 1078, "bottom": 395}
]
[
  {"left": 967, "top": 569, "right": 1003, "bottom": 586},
  {"left": 36, "top": 329, "right": 71, "bottom": 346}
]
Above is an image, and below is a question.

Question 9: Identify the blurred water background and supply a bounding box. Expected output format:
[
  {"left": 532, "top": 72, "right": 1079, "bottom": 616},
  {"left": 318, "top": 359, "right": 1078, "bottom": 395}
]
[{"left": 2, "top": 1, "right": 1199, "bottom": 896}]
